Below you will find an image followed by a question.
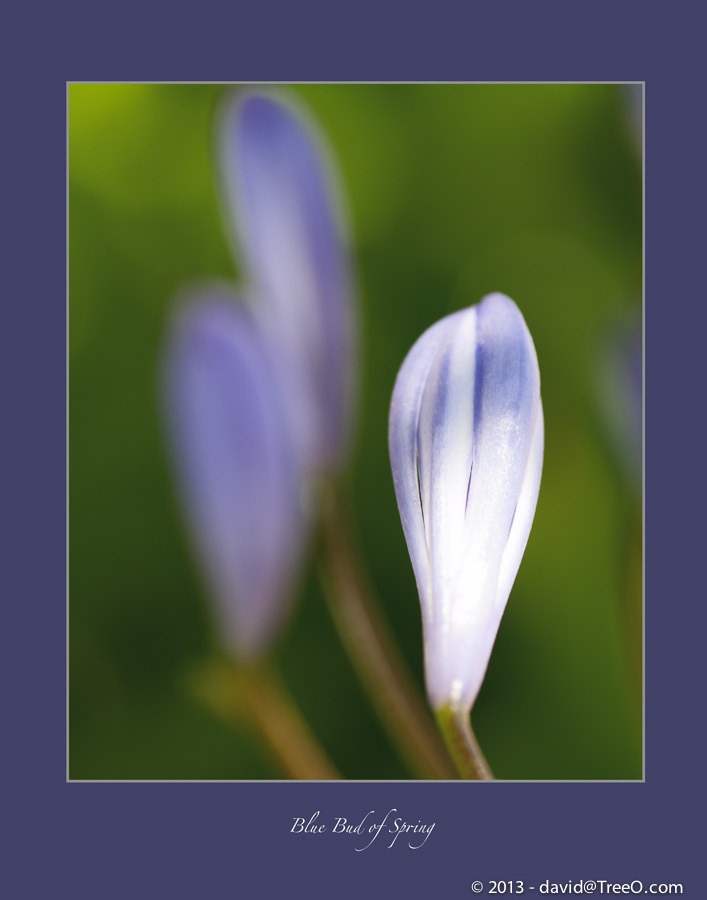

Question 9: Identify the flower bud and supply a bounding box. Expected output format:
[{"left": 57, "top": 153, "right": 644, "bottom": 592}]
[
  {"left": 219, "top": 91, "right": 356, "bottom": 472},
  {"left": 162, "top": 291, "right": 305, "bottom": 657},
  {"left": 389, "top": 293, "right": 544, "bottom": 712}
]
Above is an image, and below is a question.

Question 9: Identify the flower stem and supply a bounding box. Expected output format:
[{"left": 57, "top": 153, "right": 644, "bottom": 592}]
[
  {"left": 435, "top": 705, "right": 494, "bottom": 780},
  {"left": 192, "top": 657, "right": 340, "bottom": 780},
  {"left": 317, "top": 485, "right": 457, "bottom": 779}
]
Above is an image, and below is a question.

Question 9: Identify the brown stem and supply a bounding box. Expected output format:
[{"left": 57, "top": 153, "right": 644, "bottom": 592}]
[
  {"left": 192, "top": 658, "right": 340, "bottom": 780},
  {"left": 318, "top": 487, "right": 457, "bottom": 780}
]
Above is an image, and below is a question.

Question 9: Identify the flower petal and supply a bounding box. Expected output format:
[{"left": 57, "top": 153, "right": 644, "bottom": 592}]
[
  {"left": 416, "top": 308, "right": 478, "bottom": 639},
  {"left": 496, "top": 402, "right": 544, "bottom": 608},
  {"left": 445, "top": 294, "right": 542, "bottom": 708},
  {"left": 162, "top": 289, "right": 304, "bottom": 657},
  {"left": 388, "top": 313, "right": 463, "bottom": 626},
  {"left": 219, "top": 91, "right": 355, "bottom": 470}
]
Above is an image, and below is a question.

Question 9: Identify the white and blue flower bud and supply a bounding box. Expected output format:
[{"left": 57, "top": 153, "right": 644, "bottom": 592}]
[{"left": 389, "top": 293, "right": 544, "bottom": 714}]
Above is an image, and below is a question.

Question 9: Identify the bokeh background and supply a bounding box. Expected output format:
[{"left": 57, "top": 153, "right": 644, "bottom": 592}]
[{"left": 69, "top": 83, "right": 642, "bottom": 780}]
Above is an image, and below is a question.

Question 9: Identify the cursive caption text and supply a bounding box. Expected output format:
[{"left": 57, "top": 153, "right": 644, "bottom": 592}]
[{"left": 290, "top": 809, "right": 435, "bottom": 851}]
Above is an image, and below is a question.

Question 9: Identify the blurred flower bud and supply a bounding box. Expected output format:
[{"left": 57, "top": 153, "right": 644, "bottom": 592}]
[
  {"left": 162, "top": 291, "right": 305, "bottom": 658},
  {"left": 621, "top": 84, "right": 642, "bottom": 160},
  {"left": 219, "top": 91, "right": 356, "bottom": 473},
  {"left": 597, "top": 317, "right": 642, "bottom": 492},
  {"left": 389, "top": 293, "right": 544, "bottom": 713}
]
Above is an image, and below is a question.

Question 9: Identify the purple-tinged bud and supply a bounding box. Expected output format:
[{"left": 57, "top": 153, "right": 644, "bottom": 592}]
[
  {"left": 162, "top": 290, "right": 305, "bottom": 657},
  {"left": 219, "top": 91, "right": 356, "bottom": 473}
]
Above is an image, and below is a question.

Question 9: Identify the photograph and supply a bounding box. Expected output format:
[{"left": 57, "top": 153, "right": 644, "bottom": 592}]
[{"left": 69, "top": 82, "right": 643, "bottom": 781}]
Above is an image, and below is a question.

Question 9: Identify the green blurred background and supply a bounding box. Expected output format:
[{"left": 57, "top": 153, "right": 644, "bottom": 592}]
[{"left": 69, "top": 84, "right": 642, "bottom": 780}]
